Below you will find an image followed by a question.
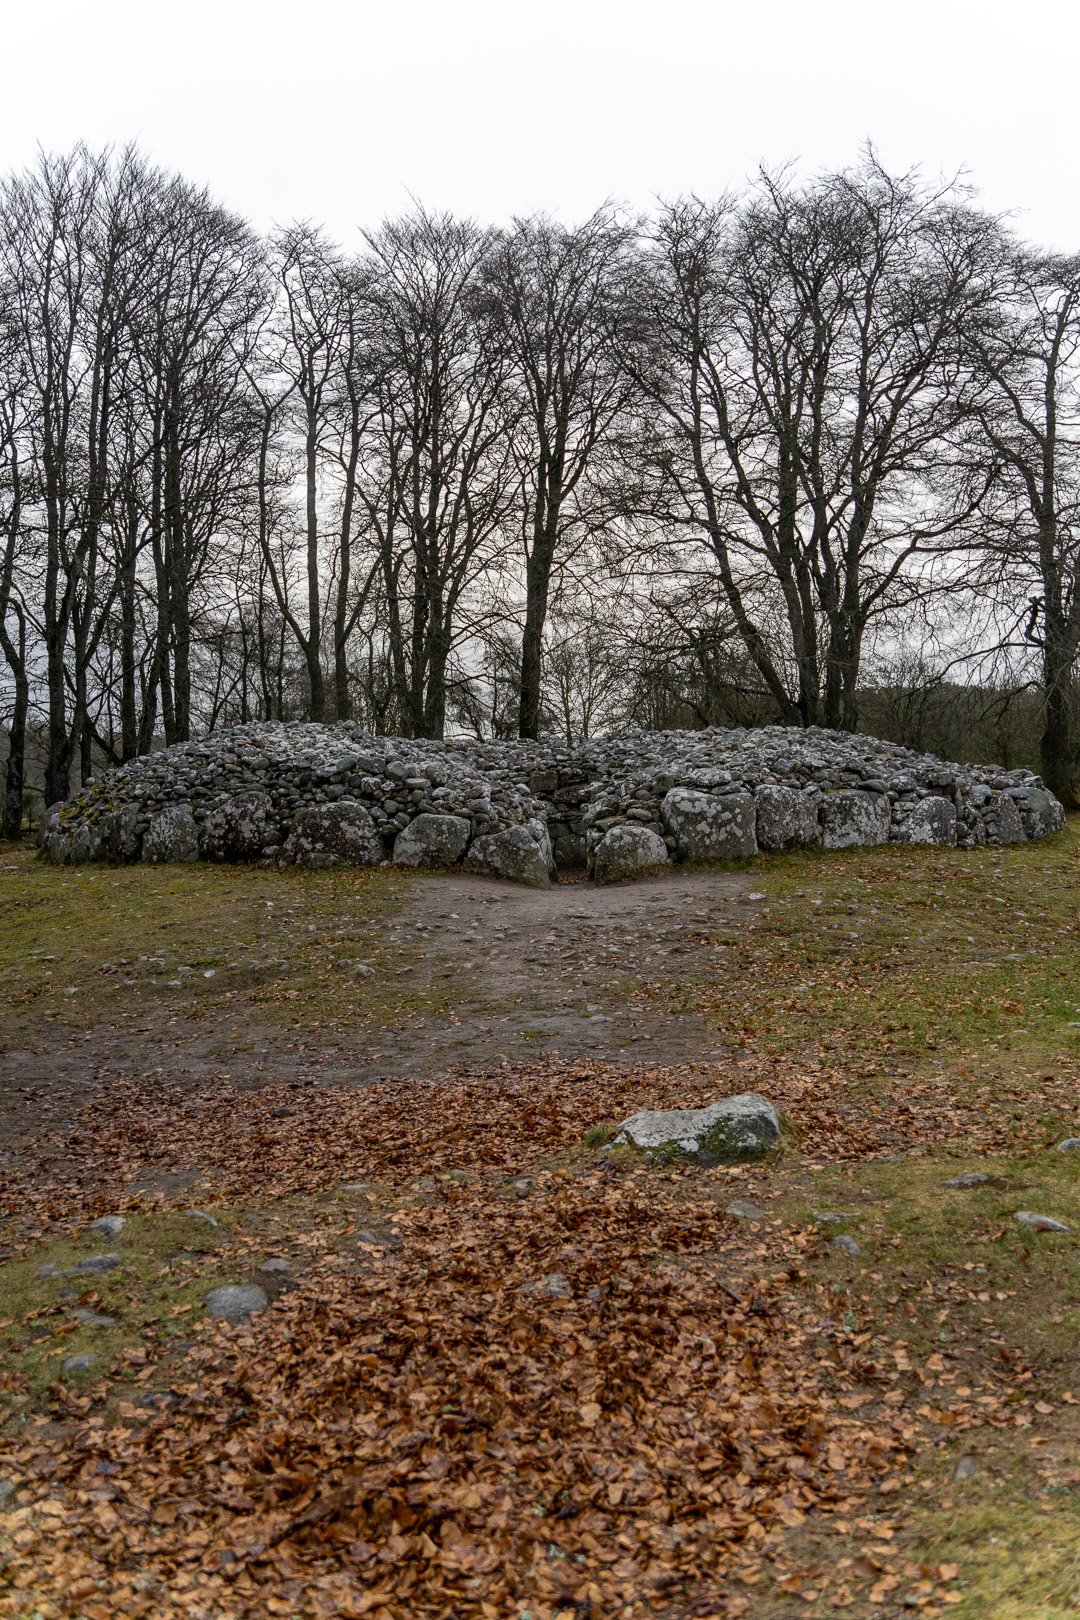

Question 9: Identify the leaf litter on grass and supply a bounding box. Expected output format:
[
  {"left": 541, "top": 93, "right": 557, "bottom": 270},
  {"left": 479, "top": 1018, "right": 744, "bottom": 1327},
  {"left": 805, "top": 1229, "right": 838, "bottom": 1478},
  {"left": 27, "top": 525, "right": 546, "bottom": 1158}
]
[{"left": 0, "top": 1056, "right": 1065, "bottom": 1619}]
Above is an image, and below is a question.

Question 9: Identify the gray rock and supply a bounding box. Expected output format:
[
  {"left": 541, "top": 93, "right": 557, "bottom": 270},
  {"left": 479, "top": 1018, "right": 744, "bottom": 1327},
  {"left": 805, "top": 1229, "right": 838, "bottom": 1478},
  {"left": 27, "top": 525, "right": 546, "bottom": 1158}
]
[
  {"left": 37, "top": 802, "right": 65, "bottom": 848},
  {"left": 943, "top": 1173, "right": 991, "bottom": 1188},
  {"left": 41, "top": 1253, "right": 122, "bottom": 1279},
  {"left": 1054, "top": 1137, "right": 1080, "bottom": 1151},
  {"left": 256, "top": 1258, "right": 291, "bottom": 1273},
  {"left": 814, "top": 1210, "right": 861, "bottom": 1224},
  {"left": 612, "top": 1093, "right": 781, "bottom": 1165},
  {"left": 186, "top": 1209, "right": 219, "bottom": 1228},
  {"left": 71, "top": 1309, "right": 117, "bottom": 1327},
  {"left": 464, "top": 824, "right": 551, "bottom": 888},
  {"left": 1014, "top": 1211, "right": 1070, "bottom": 1232},
  {"left": 953, "top": 1455, "right": 978, "bottom": 1481},
  {"left": 143, "top": 804, "right": 199, "bottom": 863},
  {"left": 392, "top": 812, "right": 471, "bottom": 868},
  {"left": 754, "top": 784, "right": 821, "bottom": 850},
  {"left": 524, "top": 1271, "right": 569, "bottom": 1298},
  {"left": 895, "top": 796, "right": 957, "bottom": 846},
  {"left": 981, "top": 791, "right": 1026, "bottom": 846},
  {"left": 86, "top": 1215, "right": 126, "bottom": 1239},
  {"left": 61, "top": 1353, "right": 100, "bottom": 1376},
  {"left": 820, "top": 790, "right": 891, "bottom": 849},
  {"left": 284, "top": 802, "right": 383, "bottom": 868},
  {"left": 829, "top": 1234, "right": 862, "bottom": 1255},
  {"left": 724, "top": 1198, "right": 765, "bottom": 1219},
  {"left": 660, "top": 788, "right": 757, "bottom": 861},
  {"left": 200, "top": 793, "right": 272, "bottom": 861},
  {"left": 204, "top": 1284, "right": 268, "bottom": 1324},
  {"left": 1014, "top": 785, "right": 1067, "bottom": 840},
  {"left": 590, "top": 823, "right": 671, "bottom": 886},
  {"left": 0, "top": 1481, "right": 14, "bottom": 1506},
  {"left": 98, "top": 804, "right": 143, "bottom": 862}
]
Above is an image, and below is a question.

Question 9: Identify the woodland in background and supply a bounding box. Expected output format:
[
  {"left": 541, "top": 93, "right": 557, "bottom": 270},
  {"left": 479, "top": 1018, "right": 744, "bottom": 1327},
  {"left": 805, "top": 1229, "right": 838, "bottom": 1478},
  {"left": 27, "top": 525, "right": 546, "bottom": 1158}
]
[{"left": 3, "top": 143, "right": 1080, "bottom": 836}]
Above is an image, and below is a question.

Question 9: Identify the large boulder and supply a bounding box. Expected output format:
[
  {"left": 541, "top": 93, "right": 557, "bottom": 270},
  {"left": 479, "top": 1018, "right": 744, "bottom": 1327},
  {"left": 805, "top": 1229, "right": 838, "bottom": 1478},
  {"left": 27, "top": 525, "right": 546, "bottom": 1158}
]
[
  {"left": 283, "top": 801, "right": 382, "bottom": 868},
  {"left": 1011, "top": 785, "right": 1066, "bottom": 840},
  {"left": 894, "top": 796, "right": 957, "bottom": 846},
  {"left": 464, "top": 823, "right": 551, "bottom": 888},
  {"left": 981, "top": 790, "right": 1026, "bottom": 845},
  {"left": 820, "top": 790, "right": 890, "bottom": 849},
  {"left": 143, "top": 804, "right": 199, "bottom": 863},
  {"left": 98, "top": 804, "right": 142, "bottom": 862},
  {"left": 660, "top": 788, "right": 757, "bottom": 860},
  {"left": 590, "top": 823, "right": 671, "bottom": 885},
  {"left": 754, "top": 784, "right": 821, "bottom": 850},
  {"left": 200, "top": 792, "right": 272, "bottom": 861},
  {"left": 610, "top": 1094, "right": 781, "bottom": 1166},
  {"left": 392, "top": 813, "right": 471, "bottom": 868},
  {"left": 45, "top": 822, "right": 99, "bottom": 866}
]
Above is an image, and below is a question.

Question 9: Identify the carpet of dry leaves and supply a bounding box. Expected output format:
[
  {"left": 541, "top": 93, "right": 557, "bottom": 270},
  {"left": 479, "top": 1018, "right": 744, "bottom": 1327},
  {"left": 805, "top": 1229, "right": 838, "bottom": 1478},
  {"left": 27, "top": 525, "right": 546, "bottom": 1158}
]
[{"left": 0, "top": 1051, "right": 1066, "bottom": 1619}]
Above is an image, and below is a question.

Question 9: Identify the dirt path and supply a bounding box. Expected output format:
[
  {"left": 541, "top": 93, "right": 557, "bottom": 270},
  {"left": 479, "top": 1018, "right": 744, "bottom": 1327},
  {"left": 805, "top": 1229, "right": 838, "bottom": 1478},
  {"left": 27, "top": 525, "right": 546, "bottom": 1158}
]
[{"left": 0, "top": 868, "right": 759, "bottom": 1179}]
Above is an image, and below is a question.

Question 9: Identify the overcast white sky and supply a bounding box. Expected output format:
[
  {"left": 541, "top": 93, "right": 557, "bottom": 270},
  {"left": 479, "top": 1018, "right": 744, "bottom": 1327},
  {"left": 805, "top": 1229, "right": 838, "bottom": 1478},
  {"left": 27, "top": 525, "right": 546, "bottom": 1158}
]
[{"left": 2, "top": 0, "right": 1076, "bottom": 249}]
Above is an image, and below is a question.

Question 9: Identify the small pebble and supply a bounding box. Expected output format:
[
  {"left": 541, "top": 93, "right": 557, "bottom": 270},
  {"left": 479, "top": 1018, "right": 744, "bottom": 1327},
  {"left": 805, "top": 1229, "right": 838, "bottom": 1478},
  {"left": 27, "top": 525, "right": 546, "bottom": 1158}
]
[
  {"left": 829, "top": 1234, "right": 862, "bottom": 1256},
  {"left": 61, "top": 1353, "right": 100, "bottom": 1376},
  {"left": 813, "top": 1211, "right": 860, "bottom": 1224},
  {"left": 953, "top": 1455, "right": 978, "bottom": 1481}
]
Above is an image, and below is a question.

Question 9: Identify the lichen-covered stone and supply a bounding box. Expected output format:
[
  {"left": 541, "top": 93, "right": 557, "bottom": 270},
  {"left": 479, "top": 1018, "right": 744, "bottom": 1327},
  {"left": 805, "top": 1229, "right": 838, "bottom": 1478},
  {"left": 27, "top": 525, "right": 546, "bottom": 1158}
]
[
  {"left": 392, "top": 813, "right": 471, "bottom": 868},
  {"left": 464, "top": 823, "right": 551, "bottom": 887},
  {"left": 200, "top": 792, "right": 272, "bottom": 861},
  {"left": 98, "top": 804, "right": 143, "bottom": 862},
  {"left": 590, "top": 823, "right": 671, "bottom": 885},
  {"left": 610, "top": 1094, "right": 780, "bottom": 1165},
  {"left": 143, "top": 804, "right": 199, "bottom": 863},
  {"left": 981, "top": 791, "right": 1026, "bottom": 845},
  {"left": 894, "top": 796, "right": 957, "bottom": 846},
  {"left": 1012, "top": 785, "right": 1066, "bottom": 840},
  {"left": 284, "top": 802, "right": 382, "bottom": 868},
  {"left": 754, "top": 784, "right": 821, "bottom": 850},
  {"left": 660, "top": 788, "right": 757, "bottom": 860},
  {"left": 820, "top": 790, "right": 891, "bottom": 849}
]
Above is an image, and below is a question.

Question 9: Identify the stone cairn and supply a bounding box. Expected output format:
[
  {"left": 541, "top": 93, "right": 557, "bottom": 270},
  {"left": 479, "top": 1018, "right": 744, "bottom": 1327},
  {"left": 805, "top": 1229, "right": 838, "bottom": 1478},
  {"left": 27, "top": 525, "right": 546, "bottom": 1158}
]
[{"left": 39, "top": 722, "right": 1066, "bottom": 887}]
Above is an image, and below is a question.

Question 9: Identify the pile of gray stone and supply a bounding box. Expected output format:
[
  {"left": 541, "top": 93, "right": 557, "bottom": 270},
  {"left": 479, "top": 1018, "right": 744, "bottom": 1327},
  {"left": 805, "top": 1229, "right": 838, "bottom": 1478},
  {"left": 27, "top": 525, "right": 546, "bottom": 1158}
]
[{"left": 39, "top": 721, "right": 1066, "bottom": 886}]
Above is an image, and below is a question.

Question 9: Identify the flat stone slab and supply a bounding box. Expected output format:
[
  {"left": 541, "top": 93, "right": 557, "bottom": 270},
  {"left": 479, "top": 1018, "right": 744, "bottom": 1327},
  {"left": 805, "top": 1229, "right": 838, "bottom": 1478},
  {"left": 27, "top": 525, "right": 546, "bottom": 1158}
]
[
  {"left": 611, "top": 1094, "right": 780, "bottom": 1165},
  {"left": 61, "top": 1353, "right": 100, "bottom": 1376},
  {"left": 38, "top": 1254, "right": 121, "bottom": 1280},
  {"left": 724, "top": 1199, "right": 765, "bottom": 1220},
  {"left": 1014, "top": 1211, "right": 1070, "bottom": 1233},
  {"left": 204, "top": 1284, "right": 268, "bottom": 1324}
]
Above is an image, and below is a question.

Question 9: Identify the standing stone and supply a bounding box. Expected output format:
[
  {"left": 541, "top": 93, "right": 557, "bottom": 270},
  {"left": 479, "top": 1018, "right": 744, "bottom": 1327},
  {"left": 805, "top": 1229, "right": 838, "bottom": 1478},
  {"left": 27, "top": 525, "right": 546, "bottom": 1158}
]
[
  {"left": 284, "top": 802, "right": 383, "bottom": 868},
  {"left": 820, "top": 790, "right": 891, "bottom": 849},
  {"left": 590, "top": 824, "right": 671, "bottom": 885},
  {"left": 143, "top": 804, "right": 199, "bottom": 863},
  {"left": 895, "top": 797, "right": 957, "bottom": 847},
  {"left": 392, "top": 813, "right": 471, "bottom": 868},
  {"left": 981, "top": 791, "right": 1026, "bottom": 845},
  {"left": 200, "top": 793, "right": 272, "bottom": 861},
  {"left": 1012, "top": 786, "right": 1066, "bottom": 840},
  {"left": 660, "top": 788, "right": 758, "bottom": 860},
  {"left": 98, "top": 805, "right": 143, "bottom": 862},
  {"left": 464, "top": 824, "right": 551, "bottom": 888},
  {"left": 754, "top": 784, "right": 821, "bottom": 850}
]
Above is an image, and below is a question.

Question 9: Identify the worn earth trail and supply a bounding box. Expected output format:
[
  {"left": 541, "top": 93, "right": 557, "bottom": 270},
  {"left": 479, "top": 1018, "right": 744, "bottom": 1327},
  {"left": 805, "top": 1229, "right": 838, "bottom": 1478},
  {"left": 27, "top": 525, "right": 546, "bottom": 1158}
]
[{"left": 0, "top": 839, "right": 1078, "bottom": 1619}]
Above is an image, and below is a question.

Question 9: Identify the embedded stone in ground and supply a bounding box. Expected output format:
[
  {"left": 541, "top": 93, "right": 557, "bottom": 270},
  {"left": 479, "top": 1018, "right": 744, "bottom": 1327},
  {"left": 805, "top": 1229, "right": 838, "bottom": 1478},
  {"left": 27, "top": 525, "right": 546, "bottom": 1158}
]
[
  {"left": 86, "top": 1215, "right": 126, "bottom": 1239},
  {"left": 660, "top": 787, "right": 757, "bottom": 860},
  {"left": 829, "top": 1234, "right": 862, "bottom": 1255},
  {"left": 283, "top": 802, "right": 382, "bottom": 867},
  {"left": 61, "top": 1353, "right": 100, "bottom": 1376},
  {"left": 611, "top": 1094, "right": 780, "bottom": 1165},
  {"left": 464, "top": 824, "right": 552, "bottom": 887},
  {"left": 753, "top": 784, "right": 821, "bottom": 850},
  {"left": 1014, "top": 1211, "right": 1069, "bottom": 1232},
  {"left": 204, "top": 1284, "right": 268, "bottom": 1323}
]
